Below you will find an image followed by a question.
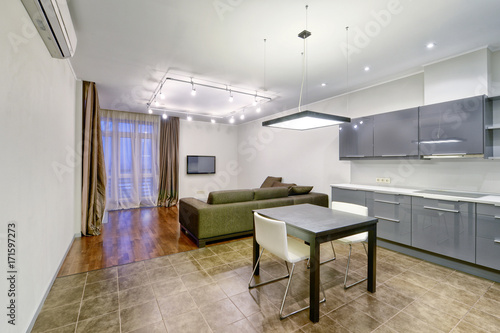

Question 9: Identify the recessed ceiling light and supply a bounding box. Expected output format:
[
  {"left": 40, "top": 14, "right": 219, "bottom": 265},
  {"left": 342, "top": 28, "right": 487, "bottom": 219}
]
[
  {"left": 162, "top": 113, "right": 167, "bottom": 119},
  {"left": 240, "top": 114, "right": 245, "bottom": 120},
  {"left": 364, "top": 66, "right": 370, "bottom": 72},
  {"left": 321, "top": 83, "right": 327, "bottom": 87},
  {"left": 229, "top": 117, "right": 235, "bottom": 124},
  {"left": 426, "top": 42, "right": 436, "bottom": 49},
  {"left": 256, "top": 107, "right": 261, "bottom": 113},
  {"left": 211, "top": 119, "right": 216, "bottom": 124},
  {"left": 148, "top": 108, "right": 153, "bottom": 114},
  {"left": 187, "top": 115, "right": 192, "bottom": 121},
  {"left": 155, "top": 100, "right": 159, "bottom": 107}
]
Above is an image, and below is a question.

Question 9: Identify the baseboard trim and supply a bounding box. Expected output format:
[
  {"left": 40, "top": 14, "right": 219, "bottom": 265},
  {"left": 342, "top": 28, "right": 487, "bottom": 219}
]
[{"left": 26, "top": 233, "right": 77, "bottom": 332}]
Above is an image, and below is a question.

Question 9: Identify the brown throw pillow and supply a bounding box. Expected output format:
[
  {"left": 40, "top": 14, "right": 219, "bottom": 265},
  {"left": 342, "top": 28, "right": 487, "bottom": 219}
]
[
  {"left": 260, "top": 176, "right": 282, "bottom": 188},
  {"left": 289, "top": 185, "right": 313, "bottom": 195}
]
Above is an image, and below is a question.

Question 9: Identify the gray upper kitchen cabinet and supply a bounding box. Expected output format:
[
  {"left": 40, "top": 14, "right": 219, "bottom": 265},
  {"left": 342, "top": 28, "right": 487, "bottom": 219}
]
[
  {"left": 419, "top": 95, "right": 485, "bottom": 157},
  {"left": 339, "top": 117, "right": 373, "bottom": 159},
  {"left": 412, "top": 197, "right": 475, "bottom": 263},
  {"left": 373, "top": 108, "right": 419, "bottom": 157}
]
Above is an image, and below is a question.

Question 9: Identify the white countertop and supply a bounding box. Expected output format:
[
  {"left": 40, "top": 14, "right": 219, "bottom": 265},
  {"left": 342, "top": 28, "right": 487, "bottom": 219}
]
[{"left": 331, "top": 184, "right": 500, "bottom": 205}]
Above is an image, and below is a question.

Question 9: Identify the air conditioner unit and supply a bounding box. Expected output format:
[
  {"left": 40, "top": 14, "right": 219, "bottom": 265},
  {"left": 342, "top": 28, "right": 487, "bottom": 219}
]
[{"left": 20, "top": 0, "right": 77, "bottom": 58}]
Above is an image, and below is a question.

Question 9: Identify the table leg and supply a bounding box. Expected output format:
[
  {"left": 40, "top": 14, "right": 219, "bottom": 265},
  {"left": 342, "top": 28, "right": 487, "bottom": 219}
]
[
  {"left": 367, "top": 224, "right": 377, "bottom": 293},
  {"left": 309, "top": 239, "right": 320, "bottom": 322},
  {"left": 253, "top": 235, "right": 260, "bottom": 276}
]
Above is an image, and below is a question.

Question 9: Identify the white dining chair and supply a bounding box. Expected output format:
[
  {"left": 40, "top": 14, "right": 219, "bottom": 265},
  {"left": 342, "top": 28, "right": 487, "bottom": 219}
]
[
  {"left": 248, "top": 212, "right": 326, "bottom": 319},
  {"left": 331, "top": 201, "right": 369, "bottom": 289}
]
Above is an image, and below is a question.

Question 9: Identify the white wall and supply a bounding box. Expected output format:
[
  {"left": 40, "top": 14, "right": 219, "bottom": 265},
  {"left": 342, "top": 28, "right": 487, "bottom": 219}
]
[
  {"left": 237, "top": 119, "right": 350, "bottom": 196},
  {"left": 0, "top": 3, "right": 78, "bottom": 332},
  {"left": 351, "top": 159, "right": 500, "bottom": 193},
  {"left": 424, "top": 48, "right": 489, "bottom": 104},
  {"left": 179, "top": 120, "right": 239, "bottom": 198},
  {"left": 491, "top": 50, "right": 500, "bottom": 96}
]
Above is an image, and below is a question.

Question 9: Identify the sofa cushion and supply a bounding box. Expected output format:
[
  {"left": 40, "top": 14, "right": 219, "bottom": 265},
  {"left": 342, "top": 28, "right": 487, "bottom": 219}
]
[
  {"left": 260, "top": 176, "right": 282, "bottom": 188},
  {"left": 207, "top": 189, "right": 254, "bottom": 205},
  {"left": 271, "top": 181, "right": 297, "bottom": 194},
  {"left": 289, "top": 185, "right": 314, "bottom": 195},
  {"left": 290, "top": 192, "right": 328, "bottom": 206},
  {"left": 253, "top": 187, "right": 289, "bottom": 200}
]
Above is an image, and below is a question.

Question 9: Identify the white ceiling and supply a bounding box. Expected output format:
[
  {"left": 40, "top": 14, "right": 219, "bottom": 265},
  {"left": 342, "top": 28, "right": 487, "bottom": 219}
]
[{"left": 67, "top": 0, "right": 500, "bottom": 124}]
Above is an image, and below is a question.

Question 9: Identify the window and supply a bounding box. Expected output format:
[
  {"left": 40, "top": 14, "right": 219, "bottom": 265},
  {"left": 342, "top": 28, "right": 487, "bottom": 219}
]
[{"left": 100, "top": 110, "right": 160, "bottom": 210}]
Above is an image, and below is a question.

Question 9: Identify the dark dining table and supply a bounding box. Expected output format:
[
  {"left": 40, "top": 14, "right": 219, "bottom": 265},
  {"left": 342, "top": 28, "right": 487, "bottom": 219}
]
[{"left": 253, "top": 203, "right": 378, "bottom": 322}]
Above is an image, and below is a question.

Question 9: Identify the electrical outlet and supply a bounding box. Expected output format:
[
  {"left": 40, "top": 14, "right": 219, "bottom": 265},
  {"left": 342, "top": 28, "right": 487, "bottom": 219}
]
[
  {"left": 383, "top": 178, "right": 391, "bottom": 184},
  {"left": 376, "top": 178, "right": 383, "bottom": 183},
  {"left": 376, "top": 177, "right": 391, "bottom": 184}
]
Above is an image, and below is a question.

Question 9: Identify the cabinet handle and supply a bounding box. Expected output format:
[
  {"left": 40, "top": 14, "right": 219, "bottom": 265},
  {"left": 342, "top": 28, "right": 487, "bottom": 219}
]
[
  {"left": 429, "top": 153, "right": 468, "bottom": 156},
  {"left": 495, "top": 216, "right": 500, "bottom": 219},
  {"left": 345, "top": 155, "right": 365, "bottom": 158},
  {"left": 375, "top": 216, "right": 400, "bottom": 223},
  {"left": 495, "top": 239, "right": 500, "bottom": 244},
  {"left": 423, "top": 206, "right": 460, "bottom": 213},
  {"left": 374, "top": 199, "right": 400, "bottom": 205},
  {"left": 381, "top": 154, "right": 408, "bottom": 157}
]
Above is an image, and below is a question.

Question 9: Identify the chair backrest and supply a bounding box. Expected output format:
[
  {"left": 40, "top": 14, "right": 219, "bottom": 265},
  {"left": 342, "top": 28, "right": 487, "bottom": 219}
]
[
  {"left": 331, "top": 201, "right": 368, "bottom": 216},
  {"left": 253, "top": 212, "right": 290, "bottom": 262}
]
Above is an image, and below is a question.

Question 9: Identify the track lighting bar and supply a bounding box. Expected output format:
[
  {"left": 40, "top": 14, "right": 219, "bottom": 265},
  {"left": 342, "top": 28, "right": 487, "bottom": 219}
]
[{"left": 164, "top": 77, "right": 272, "bottom": 101}]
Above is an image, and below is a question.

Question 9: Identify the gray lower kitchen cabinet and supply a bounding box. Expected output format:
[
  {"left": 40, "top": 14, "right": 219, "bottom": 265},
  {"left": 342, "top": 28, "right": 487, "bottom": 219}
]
[
  {"left": 339, "top": 117, "right": 373, "bottom": 159},
  {"left": 412, "top": 197, "right": 475, "bottom": 263},
  {"left": 476, "top": 204, "right": 500, "bottom": 270},
  {"left": 331, "top": 187, "right": 367, "bottom": 206},
  {"left": 373, "top": 107, "right": 419, "bottom": 157},
  {"left": 371, "top": 192, "right": 412, "bottom": 245},
  {"left": 419, "top": 95, "right": 485, "bottom": 156}
]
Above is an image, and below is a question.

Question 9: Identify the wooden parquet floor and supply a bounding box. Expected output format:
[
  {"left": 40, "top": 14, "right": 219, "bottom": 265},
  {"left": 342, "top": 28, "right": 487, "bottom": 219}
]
[{"left": 57, "top": 206, "right": 198, "bottom": 277}]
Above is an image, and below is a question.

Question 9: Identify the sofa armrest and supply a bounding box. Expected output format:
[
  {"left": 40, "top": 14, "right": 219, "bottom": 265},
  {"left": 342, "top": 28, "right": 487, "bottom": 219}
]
[
  {"left": 179, "top": 197, "right": 256, "bottom": 240},
  {"left": 179, "top": 198, "right": 207, "bottom": 236}
]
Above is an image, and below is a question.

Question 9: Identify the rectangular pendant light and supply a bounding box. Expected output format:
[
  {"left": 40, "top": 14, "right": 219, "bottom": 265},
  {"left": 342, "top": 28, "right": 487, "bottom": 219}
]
[{"left": 262, "top": 110, "right": 350, "bottom": 130}]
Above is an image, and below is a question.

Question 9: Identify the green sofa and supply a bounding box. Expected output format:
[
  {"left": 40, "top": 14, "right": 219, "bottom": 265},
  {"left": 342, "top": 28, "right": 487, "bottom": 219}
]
[{"left": 179, "top": 187, "right": 329, "bottom": 247}]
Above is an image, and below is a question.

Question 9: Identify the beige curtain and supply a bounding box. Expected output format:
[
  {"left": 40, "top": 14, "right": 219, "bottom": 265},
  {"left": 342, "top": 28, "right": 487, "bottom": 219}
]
[
  {"left": 157, "top": 117, "right": 179, "bottom": 207},
  {"left": 81, "top": 81, "right": 106, "bottom": 236}
]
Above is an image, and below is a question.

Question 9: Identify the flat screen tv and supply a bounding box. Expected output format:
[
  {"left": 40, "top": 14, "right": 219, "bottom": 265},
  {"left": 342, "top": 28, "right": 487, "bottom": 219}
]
[{"left": 187, "top": 155, "right": 216, "bottom": 174}]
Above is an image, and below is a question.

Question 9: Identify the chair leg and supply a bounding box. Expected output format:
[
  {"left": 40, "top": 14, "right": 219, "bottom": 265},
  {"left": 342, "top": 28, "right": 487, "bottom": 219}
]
[
  {"left": 249, "top": 249, "right": 290, "bottom": 288},
  {"left": 279, "top": 263, "right": 327, "bottom": 320},
  {"left": 343, "top": 243, "right": 368, "bottom": 289}
]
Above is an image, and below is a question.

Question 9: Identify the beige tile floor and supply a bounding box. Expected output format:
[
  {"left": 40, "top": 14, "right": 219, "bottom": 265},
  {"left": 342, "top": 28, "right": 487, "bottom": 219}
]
[{"left": 32, "top": 238, "right": 500, "bottom": 333}]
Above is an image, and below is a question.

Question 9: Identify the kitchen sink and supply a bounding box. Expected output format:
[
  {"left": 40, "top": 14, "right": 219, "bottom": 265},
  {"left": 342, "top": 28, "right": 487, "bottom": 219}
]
[{"left": 414, "top": 189, "right": 486, "bottom": 198}]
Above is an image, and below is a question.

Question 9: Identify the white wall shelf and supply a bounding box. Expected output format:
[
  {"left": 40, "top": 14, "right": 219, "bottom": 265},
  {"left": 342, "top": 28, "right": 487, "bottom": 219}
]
[{"left": 485, "top": 96, "right": 500, "bottom": 159}]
